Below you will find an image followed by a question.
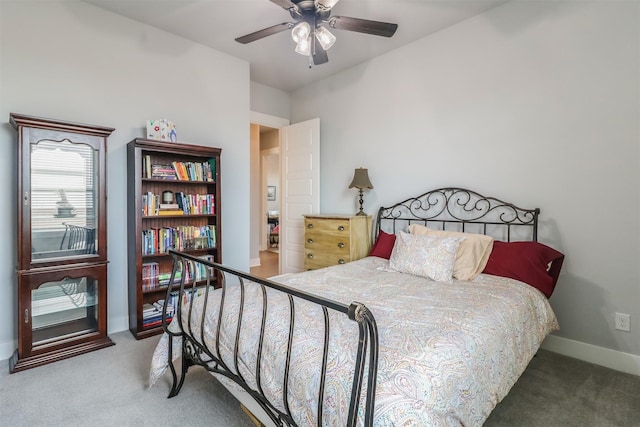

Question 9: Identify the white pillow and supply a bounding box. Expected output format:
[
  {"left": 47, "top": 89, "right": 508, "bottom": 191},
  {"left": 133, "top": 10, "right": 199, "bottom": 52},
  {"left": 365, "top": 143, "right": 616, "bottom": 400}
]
[
  {"left": 408, "top": 224, "right": 493, "bottom": 281},
  {"left": 388, "top": 231, "right": 463, "bottom": 282}
]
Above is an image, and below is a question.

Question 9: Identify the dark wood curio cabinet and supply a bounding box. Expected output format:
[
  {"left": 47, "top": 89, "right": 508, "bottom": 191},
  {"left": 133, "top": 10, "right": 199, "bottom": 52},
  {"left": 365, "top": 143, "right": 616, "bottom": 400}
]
[
  {"left": 9, "top": 113, "right": 115, "bottom": 373},
  {"left": 127, "top": 138, "right": 221, "bottom": 339}
]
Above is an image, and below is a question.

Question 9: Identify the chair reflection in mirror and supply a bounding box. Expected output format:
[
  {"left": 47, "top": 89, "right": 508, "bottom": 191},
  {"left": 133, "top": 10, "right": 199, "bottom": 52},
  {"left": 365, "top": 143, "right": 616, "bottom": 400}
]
[{"left": 59, "top": 223, "right": 96, "bottom": 255}]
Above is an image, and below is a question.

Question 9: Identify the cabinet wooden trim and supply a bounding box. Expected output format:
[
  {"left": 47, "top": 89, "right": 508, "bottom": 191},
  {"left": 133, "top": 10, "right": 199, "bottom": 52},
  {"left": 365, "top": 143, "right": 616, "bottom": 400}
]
[{"left": 10, "top": 113, "right": 114, "bottom": 373}]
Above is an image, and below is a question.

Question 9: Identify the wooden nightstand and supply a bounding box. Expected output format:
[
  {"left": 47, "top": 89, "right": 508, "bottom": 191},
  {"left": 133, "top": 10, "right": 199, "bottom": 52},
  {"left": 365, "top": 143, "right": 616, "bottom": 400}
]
[{"left": 303, "top": 215, "right": 372, "bottom": 270}]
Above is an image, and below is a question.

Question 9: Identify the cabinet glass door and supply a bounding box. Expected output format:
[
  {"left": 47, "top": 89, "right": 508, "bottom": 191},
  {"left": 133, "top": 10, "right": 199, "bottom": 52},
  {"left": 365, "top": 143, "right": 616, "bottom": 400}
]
[
  {"left": 31, "top": 276, "right": 99, "bottom": 346},
  {"left": 30, "top": 138, "right": 99, "bottom": 262}
]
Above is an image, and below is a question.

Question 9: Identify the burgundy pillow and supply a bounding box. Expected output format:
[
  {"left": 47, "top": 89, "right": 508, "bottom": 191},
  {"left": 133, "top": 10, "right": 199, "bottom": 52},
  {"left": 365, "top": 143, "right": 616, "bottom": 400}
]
[
  {"left": 483, "top": 241, "right": 564, "bottom": 298},
  {"left": 369, "top": 231, "right": 396, "bottom": 259}
]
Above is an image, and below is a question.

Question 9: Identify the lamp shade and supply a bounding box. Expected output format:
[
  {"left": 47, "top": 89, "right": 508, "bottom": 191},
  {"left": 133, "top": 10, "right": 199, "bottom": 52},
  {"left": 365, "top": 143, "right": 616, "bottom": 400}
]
[
  {"left": 348, "top": 168, "right": 373, "bottom": 190},
  {"left": 315, "top": 26, "right": 336, "bottom": 50}
]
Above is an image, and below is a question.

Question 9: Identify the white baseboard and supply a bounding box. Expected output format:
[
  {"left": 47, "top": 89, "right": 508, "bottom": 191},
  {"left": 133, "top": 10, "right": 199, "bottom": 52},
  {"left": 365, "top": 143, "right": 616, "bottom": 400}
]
[
  {"left": 541, "top": 334, "right": 640, "bottom": 376},
  {"left": 108, "top": 316, "right": 129, "bottom": 336},
  {"left": 250, "top": 257, "right": 261, "bottom": 268},
  {"left": 1, "top": 339, "right": 15, "bottom": 361}
]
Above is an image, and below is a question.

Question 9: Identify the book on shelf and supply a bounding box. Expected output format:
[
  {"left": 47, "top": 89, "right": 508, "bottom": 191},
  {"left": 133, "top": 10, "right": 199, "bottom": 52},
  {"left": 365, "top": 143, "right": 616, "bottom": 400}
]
[
  {"left": 141, "top": 262, "right": 159, "bottom": 291},
  {"left": 142, "top": 225, "right": 216, "bottom": 255},
  {"left": 171, "top": 160, "right": 215, "bottom": 182},
  {"left": 143, "top": 155, "right": 152, "bottom": 179},
  {"left": 151, "top": 164, "right": 177, "bottom": 180},
  {"left": 143, "top": 192, "right": 215, "bottom": 216},
  {"left": 142, "top": 298, "right": 175, "bottom": 327},
  {"left": 157, "top": 209, "right": 184, "bottom": 216},
  {"left": 159, "top": 203, "right": 179, "bottom": 209}
]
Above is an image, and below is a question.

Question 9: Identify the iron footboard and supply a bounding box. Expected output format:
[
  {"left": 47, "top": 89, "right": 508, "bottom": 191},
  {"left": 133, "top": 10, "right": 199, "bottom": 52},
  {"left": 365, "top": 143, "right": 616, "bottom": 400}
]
[{"left": 162, "top": 250, "right": 379, "bottom": 427}]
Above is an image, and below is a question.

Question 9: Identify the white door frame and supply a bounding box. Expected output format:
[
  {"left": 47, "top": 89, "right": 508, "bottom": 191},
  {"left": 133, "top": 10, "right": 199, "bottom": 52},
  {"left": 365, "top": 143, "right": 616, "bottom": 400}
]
[{"left": 250, "top": 111, "right": 289, "bottom": 268}]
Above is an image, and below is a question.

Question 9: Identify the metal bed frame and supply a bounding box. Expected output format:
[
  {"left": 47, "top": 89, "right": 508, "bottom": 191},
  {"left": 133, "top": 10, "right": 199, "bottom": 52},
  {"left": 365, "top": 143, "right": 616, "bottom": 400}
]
[
  {"left": 375, "top": 187, "right": 539, "bottom": 242},
  {"left": 163, "top": 251, "right": 379, "bottom": 427},
  {"left": 161, "top": 187, "right": 539, "bottom": 427}
]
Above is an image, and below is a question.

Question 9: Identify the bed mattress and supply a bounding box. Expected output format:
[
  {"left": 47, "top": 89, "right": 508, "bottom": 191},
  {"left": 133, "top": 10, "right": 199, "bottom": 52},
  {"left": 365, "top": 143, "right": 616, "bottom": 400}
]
[{"left": 150, "top": 256, "right": 558, "bottom": 426}]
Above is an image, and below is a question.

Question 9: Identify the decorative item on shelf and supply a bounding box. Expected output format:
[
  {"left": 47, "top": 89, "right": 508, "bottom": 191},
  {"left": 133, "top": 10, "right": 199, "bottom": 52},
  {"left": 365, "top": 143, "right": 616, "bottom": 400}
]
[
  {"left": 146, "top": 119, "right": 177, "bottom": 142},
  {"left": 162, "top": 190, "right": 174, "bottom": 204},
  {"left": 348, "top": 168, "right": 374, "bottom": 216}
]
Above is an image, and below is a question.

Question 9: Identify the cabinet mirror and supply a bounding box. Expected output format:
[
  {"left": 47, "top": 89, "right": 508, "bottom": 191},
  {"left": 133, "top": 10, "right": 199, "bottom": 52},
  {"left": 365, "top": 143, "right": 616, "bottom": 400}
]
[{"left": 30, "top": 138, "right": 99, "bottom": 261}]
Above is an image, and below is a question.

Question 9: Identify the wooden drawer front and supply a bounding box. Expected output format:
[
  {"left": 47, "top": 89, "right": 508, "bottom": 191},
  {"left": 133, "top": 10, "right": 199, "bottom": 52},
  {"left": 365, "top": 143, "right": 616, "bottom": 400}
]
[
  {"left": 305, "top": 232, "right": 351, "bottom": 252},
  {"left": 305, "top": 244, "right": 351, "bottom": 263},
  {"left": 305, "top": 218, "right": 350, "bottom": 236},
  {"left": 304, "top": 250, "right": 350, "bottom": 270}
]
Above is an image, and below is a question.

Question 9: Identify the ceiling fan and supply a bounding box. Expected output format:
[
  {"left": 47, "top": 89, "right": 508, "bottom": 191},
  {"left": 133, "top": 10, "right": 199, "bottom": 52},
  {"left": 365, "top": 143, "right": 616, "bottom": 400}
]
[{"left": 235, "top": 0, "right": 398, "bottom": 66}]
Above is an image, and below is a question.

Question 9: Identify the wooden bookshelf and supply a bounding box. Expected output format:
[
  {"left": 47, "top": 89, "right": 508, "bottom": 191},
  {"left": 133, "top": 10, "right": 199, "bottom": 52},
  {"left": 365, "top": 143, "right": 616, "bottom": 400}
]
[{"left": 127, "top": 138, "right": 222, "bottom": 339}]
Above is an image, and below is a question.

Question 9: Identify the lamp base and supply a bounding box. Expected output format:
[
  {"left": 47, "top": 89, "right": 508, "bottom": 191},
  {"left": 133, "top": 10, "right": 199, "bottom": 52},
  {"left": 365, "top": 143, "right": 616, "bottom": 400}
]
[{"left": 355, "top": 188, "right": 366, "bottom": 216}]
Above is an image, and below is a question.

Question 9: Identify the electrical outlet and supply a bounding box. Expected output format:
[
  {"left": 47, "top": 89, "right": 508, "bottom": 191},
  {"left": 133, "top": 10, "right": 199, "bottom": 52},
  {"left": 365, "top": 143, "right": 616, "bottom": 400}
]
[{"left": 615, "top": 313, "right": 630, "bottom": 332}]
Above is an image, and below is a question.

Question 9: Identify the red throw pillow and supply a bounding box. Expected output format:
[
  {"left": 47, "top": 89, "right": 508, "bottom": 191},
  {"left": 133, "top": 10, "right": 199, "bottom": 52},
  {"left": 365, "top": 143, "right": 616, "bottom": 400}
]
[
  {"left": 483, "top": 241, "right": 564, "bottom": 298},
  {"left": 369, "top": 231, "right": 396, "bottom": 259}
]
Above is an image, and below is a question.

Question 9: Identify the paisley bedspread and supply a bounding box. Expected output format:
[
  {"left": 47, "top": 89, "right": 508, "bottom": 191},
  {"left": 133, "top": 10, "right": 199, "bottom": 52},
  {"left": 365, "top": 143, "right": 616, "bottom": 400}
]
[{"left": 149, "top": 256, "right": 558, "bottom": 426}]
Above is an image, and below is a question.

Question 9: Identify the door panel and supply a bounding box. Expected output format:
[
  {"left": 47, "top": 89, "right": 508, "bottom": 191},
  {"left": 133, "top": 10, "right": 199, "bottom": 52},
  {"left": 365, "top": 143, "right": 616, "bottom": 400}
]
[{"left": 280, "top": 118, "right": 320, "bottom": 274}]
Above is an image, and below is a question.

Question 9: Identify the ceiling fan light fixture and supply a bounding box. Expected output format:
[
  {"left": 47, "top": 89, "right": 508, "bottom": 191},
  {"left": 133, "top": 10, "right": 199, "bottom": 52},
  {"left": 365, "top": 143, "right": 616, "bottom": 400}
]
[
  {"left": 315, "top": 26, "right": 336, "bottom": 50},
  {"left": 295, "top": 35, "right": 312, "bottom": 56},
  {"left": 317, "top": 0, "right": 340, "bottom": 11},
  {"left": 291, "top": 21, "right": 311, "bottom": 43}
]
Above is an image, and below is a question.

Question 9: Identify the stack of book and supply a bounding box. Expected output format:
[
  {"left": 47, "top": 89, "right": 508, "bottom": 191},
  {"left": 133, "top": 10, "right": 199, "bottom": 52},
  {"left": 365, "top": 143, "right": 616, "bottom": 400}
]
[
  {"left": 151, "top": 164, "right": 177, "bottom": 180},
  {"left": 157, "top": 202, "right": 183, "bottom": 216},
  {"left": 142, "top": 299, "right": 174, "bottom": 328}
]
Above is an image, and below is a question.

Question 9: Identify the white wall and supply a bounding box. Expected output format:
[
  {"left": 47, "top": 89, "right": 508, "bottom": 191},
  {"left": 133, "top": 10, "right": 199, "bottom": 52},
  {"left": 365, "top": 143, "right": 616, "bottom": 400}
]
[
  {"left": 250, "top": 81, "right": 290, "bottom": 119},
  {"left": 290, "top": 1, "right": 640, "bottom": 368},
  {"left": 0, "top": 1, "right": 250, "bottom": 358}
]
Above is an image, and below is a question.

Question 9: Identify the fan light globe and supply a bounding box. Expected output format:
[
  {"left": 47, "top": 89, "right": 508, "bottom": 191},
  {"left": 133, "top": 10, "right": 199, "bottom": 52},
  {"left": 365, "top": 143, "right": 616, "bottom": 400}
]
[
  {"left": 291, "top": 22, "right": 311, "bottom": 43},
  {"left": 295, "top": 36, "right": 312, "bottom": 56},
  {"left": 315, "top": 26, "right": 336, "bottom": 50}
]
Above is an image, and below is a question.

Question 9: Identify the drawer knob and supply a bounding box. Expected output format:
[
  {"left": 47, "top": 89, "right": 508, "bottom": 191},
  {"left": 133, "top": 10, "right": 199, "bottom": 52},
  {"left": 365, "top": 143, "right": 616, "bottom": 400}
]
[
  {"left": 338, "top": 259, "right": 345, "bottom": 264},
  {"left": 307, "top": 238, "right": 313, "bottom": 244},
  {"left": 338, "top": 242, "right": 345, "bottom": 248},
  {"left": 307, "top": 253, "right": 313, "bottom": 259},
  {"left": 337, "top": 226, "right": 345, "bottom": 231},
  {"left": 307, "top": 223, "right": 313, "bottom": 228}
]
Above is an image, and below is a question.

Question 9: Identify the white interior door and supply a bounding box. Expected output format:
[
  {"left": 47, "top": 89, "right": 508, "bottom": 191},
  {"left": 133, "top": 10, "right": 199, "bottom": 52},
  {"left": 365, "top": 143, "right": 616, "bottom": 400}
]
[{"left": 280, "top": 118, "right": 320, "bottom": 274}]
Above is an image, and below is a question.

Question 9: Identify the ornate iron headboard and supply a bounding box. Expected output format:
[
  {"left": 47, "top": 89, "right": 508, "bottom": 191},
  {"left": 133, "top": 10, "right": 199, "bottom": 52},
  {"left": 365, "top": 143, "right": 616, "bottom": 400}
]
[{"left": 375, "top": 187, "right": 540, "bottom": 242}]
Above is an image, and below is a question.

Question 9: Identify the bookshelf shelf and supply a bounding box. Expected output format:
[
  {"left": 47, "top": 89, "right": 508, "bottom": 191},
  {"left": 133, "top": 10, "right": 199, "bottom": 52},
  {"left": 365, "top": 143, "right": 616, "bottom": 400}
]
[{"left": 127, "top": 138, "right": 222, "bottom": 339}]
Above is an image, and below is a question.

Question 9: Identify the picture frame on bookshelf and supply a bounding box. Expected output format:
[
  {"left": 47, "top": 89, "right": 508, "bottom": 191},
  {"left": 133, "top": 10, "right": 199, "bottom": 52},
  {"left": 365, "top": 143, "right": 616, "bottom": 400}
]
[{"left": 267, "top": 186, "right": 276, "bottom": 201}]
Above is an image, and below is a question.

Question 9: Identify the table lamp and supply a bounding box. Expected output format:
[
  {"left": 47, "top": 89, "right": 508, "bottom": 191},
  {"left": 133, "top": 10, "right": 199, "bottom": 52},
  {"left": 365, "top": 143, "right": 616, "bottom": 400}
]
[{"left": 348, "top": 168, "right": 373, "bottom": 216}]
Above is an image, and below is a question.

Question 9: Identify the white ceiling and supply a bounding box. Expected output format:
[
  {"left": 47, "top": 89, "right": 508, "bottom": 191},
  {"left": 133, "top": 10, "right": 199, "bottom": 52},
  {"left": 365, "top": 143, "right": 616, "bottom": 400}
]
[{"left": 85, "top": 0, "right": 508, "bottom": 92}]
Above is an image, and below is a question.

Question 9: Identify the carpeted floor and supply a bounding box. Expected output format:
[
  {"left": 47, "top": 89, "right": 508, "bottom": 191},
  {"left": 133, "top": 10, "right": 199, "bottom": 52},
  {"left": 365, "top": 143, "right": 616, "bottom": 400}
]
[{"left": 1, "top": 331, "right": 639, "bottom": 426}]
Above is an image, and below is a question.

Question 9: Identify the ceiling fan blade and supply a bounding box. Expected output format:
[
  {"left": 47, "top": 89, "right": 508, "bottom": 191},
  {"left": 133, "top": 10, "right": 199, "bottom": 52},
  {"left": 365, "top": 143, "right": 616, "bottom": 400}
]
[
  {"left": 329, "top": 16, "right": 398, "bottom": 37},
  {"left": 269, "top": 0, "right": 296, "bottom": 10},
  {"left": 235, "top": 23, "right": 292, "bottom": 44},
  {"left": 312, "top": 41, "right": 329, "bottom": 65}
]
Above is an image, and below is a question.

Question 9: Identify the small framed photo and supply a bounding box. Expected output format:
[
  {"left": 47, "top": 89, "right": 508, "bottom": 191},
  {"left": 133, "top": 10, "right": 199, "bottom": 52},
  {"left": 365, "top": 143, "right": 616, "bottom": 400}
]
[{"left": 267, "top": 186, "right": 276, "bottom": 201}]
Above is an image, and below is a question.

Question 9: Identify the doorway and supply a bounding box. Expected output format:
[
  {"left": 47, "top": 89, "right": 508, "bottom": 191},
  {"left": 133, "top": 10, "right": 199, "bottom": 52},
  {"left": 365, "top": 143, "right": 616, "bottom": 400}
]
[
  {"left": 249, "top": 112, "right": 288, "bottom": 278},
  {"left": 249, "top": 113, "right": 320, "bottom": 276}
]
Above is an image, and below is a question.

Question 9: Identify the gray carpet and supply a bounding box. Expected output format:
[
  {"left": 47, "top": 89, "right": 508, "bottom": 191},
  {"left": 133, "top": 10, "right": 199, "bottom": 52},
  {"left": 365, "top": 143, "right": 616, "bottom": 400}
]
[{"left": 1, "top": 331, "right": 639, "bottom": 426}]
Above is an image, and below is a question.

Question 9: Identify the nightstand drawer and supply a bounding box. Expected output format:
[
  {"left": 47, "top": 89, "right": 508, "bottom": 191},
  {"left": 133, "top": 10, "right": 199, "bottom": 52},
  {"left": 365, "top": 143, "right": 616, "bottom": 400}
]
[
  {"left": 303, "top": 215, "right": 371, "bottom": 271},
  {"left": 304, "top": 218, "right": 350, "bottom": 235},
  {"left": 305, "top": 234, "right": 351, "bottom": 252},
  {"left": 304, "top": 251, "right": 350, "bottom": 270}
]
